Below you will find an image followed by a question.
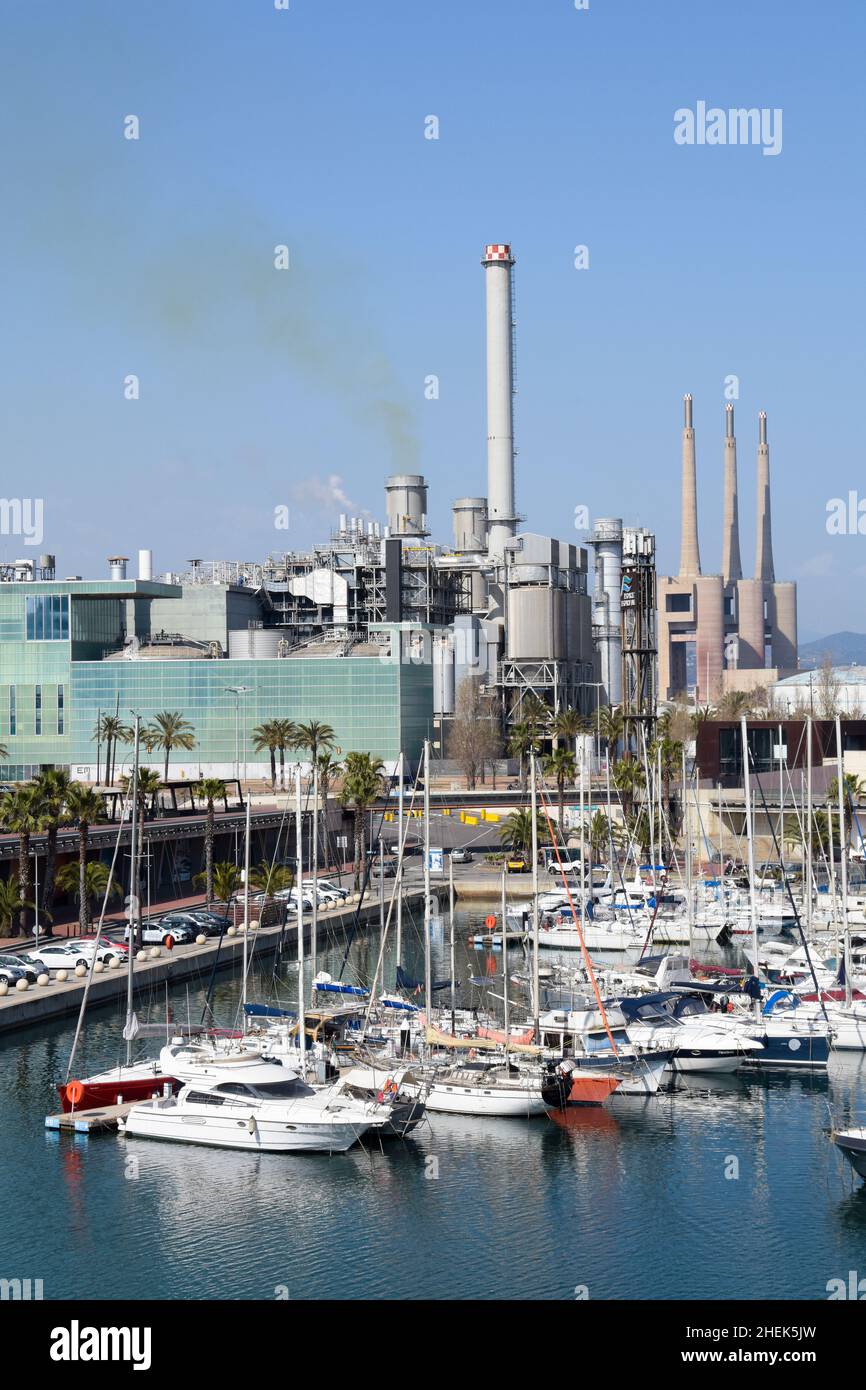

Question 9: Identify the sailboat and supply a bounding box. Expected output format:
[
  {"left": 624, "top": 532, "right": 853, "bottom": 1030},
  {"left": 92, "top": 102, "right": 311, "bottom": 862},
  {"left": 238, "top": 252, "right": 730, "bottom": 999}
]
[{"left": 59, "top": 717, "right": 180, "bottom": 1114}]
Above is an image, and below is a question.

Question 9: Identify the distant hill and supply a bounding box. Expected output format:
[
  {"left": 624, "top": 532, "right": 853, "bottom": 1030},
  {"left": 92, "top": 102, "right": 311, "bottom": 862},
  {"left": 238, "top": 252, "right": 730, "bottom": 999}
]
[{"left": 798, "top": 631, "right": 866, "bottom": 669}]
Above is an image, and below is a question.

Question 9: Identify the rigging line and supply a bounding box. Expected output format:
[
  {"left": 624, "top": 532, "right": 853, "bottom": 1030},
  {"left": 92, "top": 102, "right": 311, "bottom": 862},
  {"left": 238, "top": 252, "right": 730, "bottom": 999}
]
[
  {"left": 536, "top": 780, "right": 619, "bottom": 1055},
  {"left": 65, "top": 781, "right": 135, "bottom": 1081},
  {"left": 337, "top": 762, "right": 423, "bottom": 979},
  {"left": 747, "top": 741, "right": 829, "bottom": 1023}
]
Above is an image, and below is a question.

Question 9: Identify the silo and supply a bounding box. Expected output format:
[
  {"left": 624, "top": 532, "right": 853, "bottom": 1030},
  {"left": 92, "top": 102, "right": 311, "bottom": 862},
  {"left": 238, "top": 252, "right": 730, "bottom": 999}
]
[
  {"left": 432, "top": 634, "right": 456, "bottom": 716},
  {"left": 138, "top": 548, "right": 153, "bottom": 581},
  {"left": 228, "top": 627, "right": 285, "bottom": 659},
  {"left": 736, "top": 578, "right": 766, "bottom": 670},
  {"left": 772, "top": 582, "right": 797, "bottom": 671},
  {"left": 385, "top": 474, "right": 428, "bottom": 538},
  {"left": 108, "top": 556, "right": 128, "bottom": 581},
  {"left": 507, "top": 587, "right": 567, "bottom": 661},
  {"left": 452, "top": 497, "right": 488, "bottom": 553},
  {"left": 591, "top": 517, "right": 622, "bottom": 704}
]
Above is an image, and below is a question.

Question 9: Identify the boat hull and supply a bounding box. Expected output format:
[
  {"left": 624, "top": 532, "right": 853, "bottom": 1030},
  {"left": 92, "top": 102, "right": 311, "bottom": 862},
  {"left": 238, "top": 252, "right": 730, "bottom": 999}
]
[
  {"left": 58, "top": 1069, "right": 179, "bottom": 1113},
  {"left": 834, "top": 1130, "right": 866, "bottom": 1179},
  {"left": 423, "top": 1083, "right": 551, "bottom": 1117},
  {"left": 122, "top": 1105, "right": 370, "bottom": 1153}
]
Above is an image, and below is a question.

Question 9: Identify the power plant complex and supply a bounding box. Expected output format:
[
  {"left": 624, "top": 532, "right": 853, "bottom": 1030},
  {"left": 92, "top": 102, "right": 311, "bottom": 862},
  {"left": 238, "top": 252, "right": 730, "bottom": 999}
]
[{"left": 0, "top": 246, "right": 797, "bottom": 779}]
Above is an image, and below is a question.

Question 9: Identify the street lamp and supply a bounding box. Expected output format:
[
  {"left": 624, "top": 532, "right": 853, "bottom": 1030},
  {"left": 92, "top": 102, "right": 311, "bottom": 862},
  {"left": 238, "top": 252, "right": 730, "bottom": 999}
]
[{"left": 225, "top": 686, "right": 251, "bottom": 786}]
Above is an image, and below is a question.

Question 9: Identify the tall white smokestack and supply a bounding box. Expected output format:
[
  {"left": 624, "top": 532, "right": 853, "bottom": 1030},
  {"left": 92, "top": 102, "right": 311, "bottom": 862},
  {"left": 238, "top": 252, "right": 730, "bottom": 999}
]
[
  {"left": 138, "top": 548, "right": 153, "bottom": 581},
  {"left": 482, "top": 243, "right": 516, "bottom": 564}
]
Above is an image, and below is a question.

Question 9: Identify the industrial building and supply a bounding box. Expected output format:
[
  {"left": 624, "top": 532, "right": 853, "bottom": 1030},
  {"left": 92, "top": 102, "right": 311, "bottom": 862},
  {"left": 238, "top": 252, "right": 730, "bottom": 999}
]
[
  {"left": 657, "top": 397, "right": 798, "bottom": 705},
  {"left": 0, "top": 245, "right": 619, "bottom": 781}
]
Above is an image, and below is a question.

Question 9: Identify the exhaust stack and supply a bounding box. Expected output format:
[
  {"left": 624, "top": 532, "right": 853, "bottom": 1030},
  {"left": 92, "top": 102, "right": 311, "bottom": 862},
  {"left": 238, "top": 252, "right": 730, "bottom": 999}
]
[
  {"left": 678, "top": 394, "right": 701, "bottom": 577},
  {"left": 721, "top": 403, "right": 742, "bottom": 583},
  {"left": 482, "top": 244, "right": 517, "bottom": 564},
  {"left": 755, "top": 411, "right": 774, "bottom": 581}
]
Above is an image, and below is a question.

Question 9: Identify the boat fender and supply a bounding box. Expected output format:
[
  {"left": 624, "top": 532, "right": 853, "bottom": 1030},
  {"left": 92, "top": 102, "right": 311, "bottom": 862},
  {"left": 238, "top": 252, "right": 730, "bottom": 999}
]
[{"left": 247, "top": 1116, "right": 257, "bottom": 1134}]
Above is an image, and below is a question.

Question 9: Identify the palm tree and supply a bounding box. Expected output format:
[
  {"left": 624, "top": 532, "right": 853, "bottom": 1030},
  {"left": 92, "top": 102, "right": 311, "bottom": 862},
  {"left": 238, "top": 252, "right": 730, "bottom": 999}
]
[
  {"left": 583, "top": 809, "right": 620, "bottom": 862},
  {"left": 295, "top": 719, "right": 336, "bottom": 764},
  {"left": 192, "top": 778, "right": 227, "bottom": 906},
  {"left": 0, "top": 783, "right": 43, "bottom": 933},
  {"left": 543, "top": 747, "right": 576, "bottom": 836},
  {"left": 508, "top": 721, "right": 541, "bottom": 792},
  {"left": 92, "top": 714, "right": 133, "bottom": 785},
  {"left": 32, "top": 768, "right": 70, "bottom": 935},
  {"left": 64, "top": 784, "right": 108, "bottom": 933},
  {"left": 629, "top": 806, "right": 666, "bottom": 861},
  {"left": 193, "top": 860, "right": 242, "bottom": 908},
  {"left": 247, "top": 861, "right": 294, "bottom": 896},
  {"left": 56, "top": 860, "right": 122, "bottom": 912},
  {"left": 498, "top": 808, "right": 550, "bottom": 857},
  {"left": 0, "top": 876, "right": 32, "bottom": 939},
  {"left": 716, "top": 690, "right": 753, "bottom": 720},
  {"left": 612, "top": 757, "right": 645, "bottom": 822},
  {"left": 648, "top": 735, "right": 684, "bottom": 824},
  {"left": 251, "top": 721, "right": 280, "bottom": 790},
  {"left": 597, "top": 706, "right": 624, "bottom": 760},
  {"left": 144, "top": 712, "right": 196, "bottom": 781},
  {"left": 272, "top": 719, "right": 298, "bottom": 790},
  {"left": 317, "top": 751, "right": 341, "bottom": 870},
  {"left": 827, "top": 773, "right": 866, "bottom": 849},
  {"left": 338, "top": 752, "right": 385, "bottom": 889},
  {"left": 552, "top": 707, "right": 587, "bottom": 750}
]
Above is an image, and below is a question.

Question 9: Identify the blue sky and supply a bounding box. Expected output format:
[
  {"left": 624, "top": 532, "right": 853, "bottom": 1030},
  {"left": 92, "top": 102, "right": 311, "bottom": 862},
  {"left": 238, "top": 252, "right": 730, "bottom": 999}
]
[{"left": 2, "top": 0, "right": 863, "bottom": 638}]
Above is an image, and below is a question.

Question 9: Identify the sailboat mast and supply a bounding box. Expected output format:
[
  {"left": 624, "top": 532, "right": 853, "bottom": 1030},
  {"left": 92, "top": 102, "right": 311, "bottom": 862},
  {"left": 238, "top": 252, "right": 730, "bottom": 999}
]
[
  {"left": 310, "top": 759, "right": 318, "bottom": 976},
  {"left": 530, "top": 749, "right": 540, "bottom": 1037},
  {"left": 449, "top": 851, "right": 456, "bottom": 1036},
  {"left": 396, "top": 750, "right": 404, "bottom": 967},
  {"left": 423, "top": 740, "right": 432, "bottom": 1028},
  {"left": 740, "top": 716, "right": 760, "bottom": 1021},
  {"left": 835, "top": 714, "right": 852, "bottom": 1007},
  {"left": 806, "top": 715, "right": 813, "bottom": 939},
  {"left": 242, "top": 795, "right": 250, "bottom": 1028},
  {"left": 295, "top": 765, "right": 305, "bottom": 1076},
  {"left": 501, "top": 867, "right": 509, "bottom": 1065},
  {"left": 125, "top": 715, "right": 141, "bottom": 1068},
  {"left": 684, "top": 746, "right": 693, "bottom": 963},
  {"left": 579, "top": 749, "right": 586, "bottom": 937}
]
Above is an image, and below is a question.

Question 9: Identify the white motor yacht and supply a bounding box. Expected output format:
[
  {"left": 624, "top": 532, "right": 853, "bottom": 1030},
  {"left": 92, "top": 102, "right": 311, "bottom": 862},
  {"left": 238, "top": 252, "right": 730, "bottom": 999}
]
[{"left": 120, "top": 1053, "right": 381, "bottom": 1153}]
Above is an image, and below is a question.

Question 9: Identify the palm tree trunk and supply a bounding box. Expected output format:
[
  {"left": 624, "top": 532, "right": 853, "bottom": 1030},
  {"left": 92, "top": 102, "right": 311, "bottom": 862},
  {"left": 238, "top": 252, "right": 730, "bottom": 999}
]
[
  {"left": 353, "top": 811, "right": 362, "bottom": 890},
  {"left": 206, "top": 801, "right": 214, "bottom": 905},
  {"left": 18, "top": 832, "right": 31, "bottom": 934},
  {"left": 42, "top": 825, "right": 58, "bottom": 936},
  {"left": 558, "top": 778, "right": 565, "bottom": 841},
  {"left": 164, "top": 746, "right": 170, "bottom": 782},
  {"left": 269, "top": 748, "right": 276, "bottom": 790},
  {"left": 279, "top": 747, "right": 285, "bottom": 790},
  {"left": 79, "top": 824, "right": 90, "bottom": 932}
]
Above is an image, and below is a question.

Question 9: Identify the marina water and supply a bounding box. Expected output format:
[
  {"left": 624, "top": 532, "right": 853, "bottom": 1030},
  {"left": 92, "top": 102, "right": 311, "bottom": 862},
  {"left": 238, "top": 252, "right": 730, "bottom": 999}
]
[{"left": 3, "top": 906, "right": 866, "bottom": 1301}]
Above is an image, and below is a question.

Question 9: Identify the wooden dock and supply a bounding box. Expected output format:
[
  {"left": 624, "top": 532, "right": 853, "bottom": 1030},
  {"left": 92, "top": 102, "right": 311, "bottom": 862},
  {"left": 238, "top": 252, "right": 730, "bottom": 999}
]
[{"left": 45, "top": 1101, "right": 136, "bottom": 1134}]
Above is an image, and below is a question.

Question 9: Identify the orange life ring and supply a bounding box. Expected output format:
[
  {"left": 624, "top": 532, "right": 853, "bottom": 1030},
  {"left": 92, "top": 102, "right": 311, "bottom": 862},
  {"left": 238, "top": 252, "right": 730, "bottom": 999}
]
[{"left": 66, "top": 1079, "right": 84, "bottom": 1107}]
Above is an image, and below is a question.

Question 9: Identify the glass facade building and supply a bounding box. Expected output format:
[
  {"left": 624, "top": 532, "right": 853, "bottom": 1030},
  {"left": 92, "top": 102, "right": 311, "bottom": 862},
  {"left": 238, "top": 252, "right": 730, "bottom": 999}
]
[{"left": 0, "top": 580, "right": 433, "bottom": 779}]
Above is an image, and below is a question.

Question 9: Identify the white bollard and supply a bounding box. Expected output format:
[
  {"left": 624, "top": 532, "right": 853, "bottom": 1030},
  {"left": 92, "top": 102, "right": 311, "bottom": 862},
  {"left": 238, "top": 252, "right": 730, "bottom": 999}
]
[
  {"left": 0, "top": 981, "right": 7, "bottom": 996},
  {"left": 107, "top": 956, "right": 120, "bottom": 970},
  {"left": 74, "top": 964, "right": 86, "bottom": 978},
  {"left": 149, "top": 946, "right": 161, "bottom": 959},
  {"left": 227, "top": 926, "right": 237, "bottom": 937},
  {"left": 15, "top": 977, "right": 29, "bottom": 991},
  {"left": 196, "top": 934, "right": 207, "bottom": 945},
  {"left": 136, "top": 949, "right": 148, "bottom": 961},
  {"left": 94, "top": 961, "right": 104, "bottom": 974},
  {"left": 55, "top": 970, "right": 68, "bottom": 983},
  {"left": 37, "top": 973, "right": 50, "bottom": 986}
]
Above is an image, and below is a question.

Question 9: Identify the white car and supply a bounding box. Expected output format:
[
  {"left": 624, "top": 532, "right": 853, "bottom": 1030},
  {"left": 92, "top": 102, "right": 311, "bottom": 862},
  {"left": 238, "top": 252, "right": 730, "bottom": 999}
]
[
  {"left": 28, "top": 943, "right": 113, "bottom": 973},
  {"left": 301, "top": 881, "right": 343, "bottom": 905}
]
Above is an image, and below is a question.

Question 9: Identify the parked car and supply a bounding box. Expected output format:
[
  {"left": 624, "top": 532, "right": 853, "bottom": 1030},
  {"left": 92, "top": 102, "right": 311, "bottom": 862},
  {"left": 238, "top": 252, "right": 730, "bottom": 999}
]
[
  {"left": 67, "top": 935, "right": 129, "bottom": 957},
  {"left": 0, "top": 955, "right": 37, "bottom": 985},
  {"left": 506, "top": 855, "right": 529, "bottom": 874},
  {"left": 312, "top": 878, "right": 350, "bottom": 900},
  {"left": 302, "top": 879, "right": 348, "bottom": 901},
  {"left": 27, "top": 943, "right": 93, "bottom": 973},
  {"left": 450, "top": 848, "right": 474, "bottom": 864},
  {"left": 123, "top": 918, "right": 197, "bottom": 947},
  {"left": 157, "top": 912, "right": 225, "bottom": 939},
  {"left": 185, "top": 910, "right": 233, "bottom": 932},
  {"left": 371, "top": 858, "right": 397, "bottom": 878},
  {"left": 547, "top": 858, "right": 584, "bottom": 876}
]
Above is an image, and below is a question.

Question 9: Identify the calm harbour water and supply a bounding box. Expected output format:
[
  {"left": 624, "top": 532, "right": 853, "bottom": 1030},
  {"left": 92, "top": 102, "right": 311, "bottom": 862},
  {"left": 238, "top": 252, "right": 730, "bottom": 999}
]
[{"left": 3, "top": 902, "right": 866, "bottom": 1301}]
